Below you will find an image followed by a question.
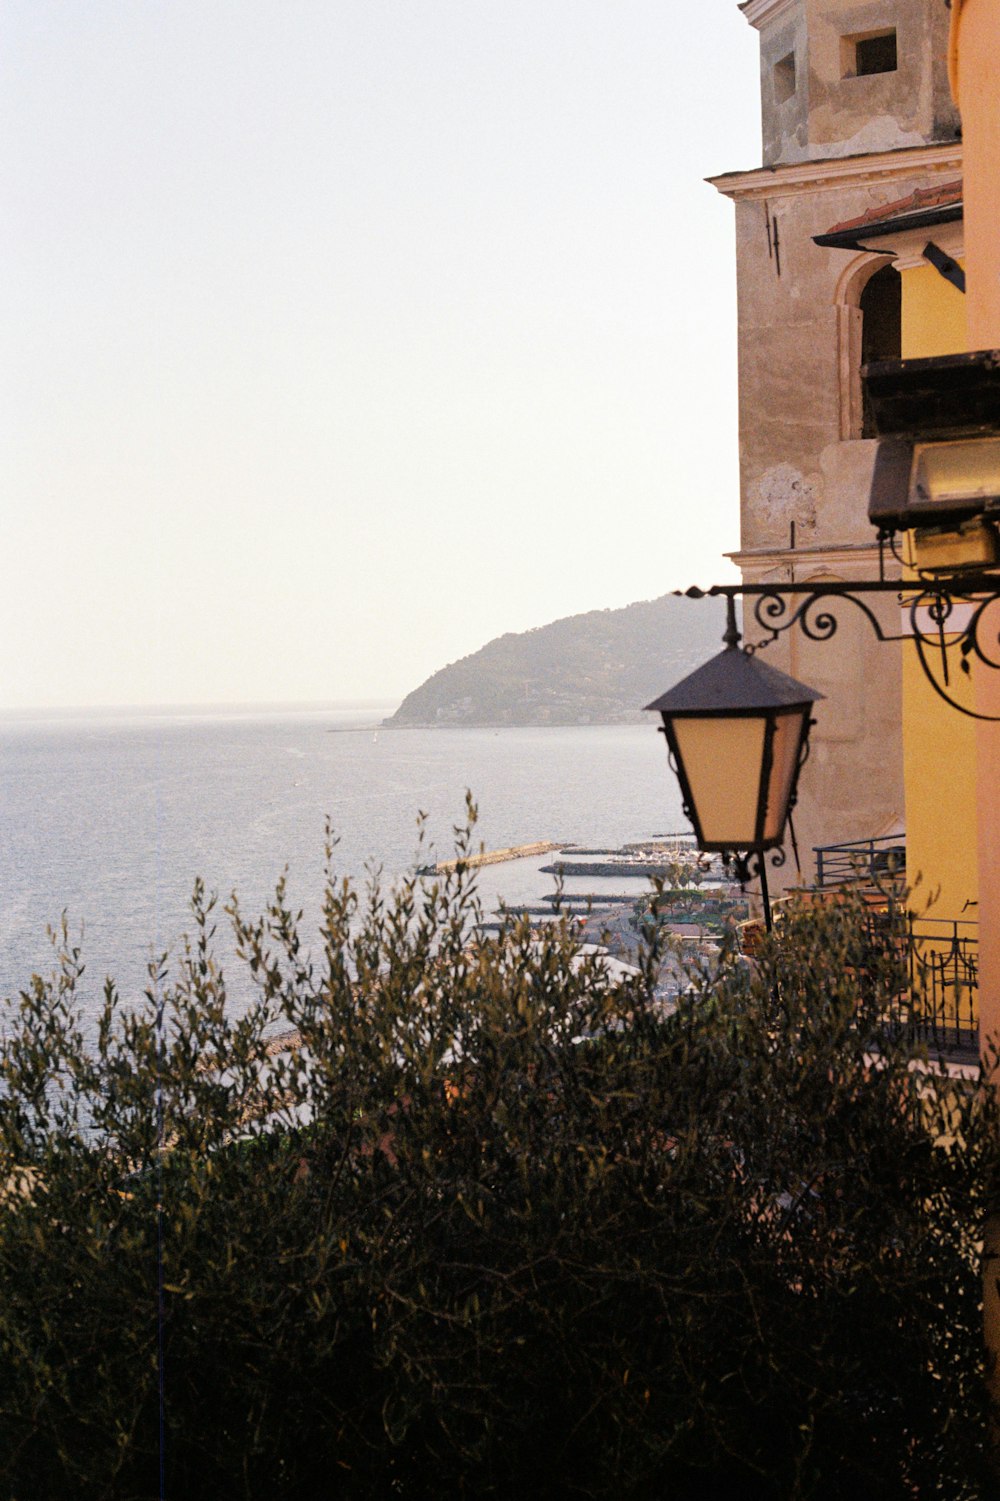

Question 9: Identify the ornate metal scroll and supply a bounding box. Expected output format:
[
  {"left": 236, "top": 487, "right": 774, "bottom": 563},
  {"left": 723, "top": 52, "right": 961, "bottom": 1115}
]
[
  {"left": 721, "top": 845, "right": 789, "bottom": 932},
  {"left": 681, "top": 575, "right": 1000, "bottom": 723},
  {"left": 747, "top": 586, "right": 894, "bottom": 653}
]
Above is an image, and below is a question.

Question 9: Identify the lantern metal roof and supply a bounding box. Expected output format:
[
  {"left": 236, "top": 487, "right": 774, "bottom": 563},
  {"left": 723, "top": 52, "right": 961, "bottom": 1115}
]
[{"left": 645, "top": 645, "right": 824, "bottom": 717}]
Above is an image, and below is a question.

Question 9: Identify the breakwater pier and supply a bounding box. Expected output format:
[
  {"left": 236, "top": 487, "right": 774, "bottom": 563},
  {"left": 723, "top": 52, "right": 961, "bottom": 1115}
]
[{"left": 424, "top": 840, "right": 562, "bottom": 875}]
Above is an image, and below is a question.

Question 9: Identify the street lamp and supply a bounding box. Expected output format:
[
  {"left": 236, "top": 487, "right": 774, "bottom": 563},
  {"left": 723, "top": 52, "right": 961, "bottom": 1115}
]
[{"left": 645, "top": 596, "right": 823, "bottom": 930}]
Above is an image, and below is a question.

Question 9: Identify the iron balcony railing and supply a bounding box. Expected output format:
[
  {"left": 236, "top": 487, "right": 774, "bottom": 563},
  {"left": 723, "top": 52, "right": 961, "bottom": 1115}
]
[
  {"left": 858, "top": 908, "right": 978, "bottom": 1060},
  {"left": 899, "top": 914, "right": 978, "bottom": 1058},
  {"left": 811, "top": 836, "right": 977, "bottom": 1055},
  {"left": 814, "top": 835, "right": 907, "bottom": 892}
]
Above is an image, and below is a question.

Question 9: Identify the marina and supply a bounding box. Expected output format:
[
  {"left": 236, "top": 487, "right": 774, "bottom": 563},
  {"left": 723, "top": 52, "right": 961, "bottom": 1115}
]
[{"left": 469, "top": 835, "right": 749, "bottom": 1006}]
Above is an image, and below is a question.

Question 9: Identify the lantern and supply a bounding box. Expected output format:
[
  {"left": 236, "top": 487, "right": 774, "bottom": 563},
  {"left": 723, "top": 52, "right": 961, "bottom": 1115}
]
[{"left": 645, "top": 598, "right": 823, "bottom": 926}]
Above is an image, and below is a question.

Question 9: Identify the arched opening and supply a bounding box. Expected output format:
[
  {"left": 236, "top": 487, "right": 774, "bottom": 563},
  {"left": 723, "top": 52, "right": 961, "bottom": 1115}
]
[
  {"left": 860, "top": 262, "right": 901, "bottom": 435},
  {"left": 836, "top": 256, "right": 901, "bottom": 439},
  {"left": 859, "top": 263, "right": 902, "bottom": 363}
]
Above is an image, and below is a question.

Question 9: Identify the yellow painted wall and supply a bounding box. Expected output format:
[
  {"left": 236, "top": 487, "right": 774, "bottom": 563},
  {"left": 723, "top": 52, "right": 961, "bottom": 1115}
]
[
  {"left": 900, "top": 263, "right": 968, "bottom": 361},
  {"left": 899, "top": 257, "right": 978, "bottom": 930},
  {"left": 950, "top": 0, "right": 1000, "bottom": 1406},
  {"left": 951, "top": 0, "right": 1000, "bottom": 1054}
]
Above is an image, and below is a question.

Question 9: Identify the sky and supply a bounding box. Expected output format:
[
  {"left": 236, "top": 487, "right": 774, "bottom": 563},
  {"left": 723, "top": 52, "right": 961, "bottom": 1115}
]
[{"left": 2, "top": 2, "right": 761, "bottom": 710}]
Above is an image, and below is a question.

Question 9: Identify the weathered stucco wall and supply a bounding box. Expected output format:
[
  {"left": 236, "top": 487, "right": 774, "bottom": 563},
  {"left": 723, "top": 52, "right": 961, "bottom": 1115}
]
[
  {"left": 805, "top": 0, "right": 957, "bottom": 158},
  {"left": 750, "top": 0, "right": 959, "bottom": 166},
  {"left": 723, "top": 149, "right": 962, "bottom": 556},
  {"left": 756, "top": 8, "right": 810, "bottom": 166}
]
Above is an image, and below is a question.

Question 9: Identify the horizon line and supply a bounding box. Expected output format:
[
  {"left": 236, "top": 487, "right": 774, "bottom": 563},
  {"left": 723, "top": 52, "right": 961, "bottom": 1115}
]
[{"left": 0, "top": 697, "right": 401, "bottom": 719}]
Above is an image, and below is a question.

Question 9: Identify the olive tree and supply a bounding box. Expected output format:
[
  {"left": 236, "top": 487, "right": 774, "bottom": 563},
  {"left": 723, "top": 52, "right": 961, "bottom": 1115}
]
[{"left": 0, "top": 815, "right": 996, "bottom": 1499}]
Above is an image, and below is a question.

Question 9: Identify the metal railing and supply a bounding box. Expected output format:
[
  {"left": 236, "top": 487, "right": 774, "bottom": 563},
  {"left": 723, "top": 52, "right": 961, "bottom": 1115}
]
[
  {"left": 814, "top": 835, "right": 907, "bottom": 892},
  {"left": 900, "top": 915, "right": 978, "bottom": 1057},
  {"left": 855, "top": 908, "right": 978, "bottom": 1058},
  {"left": 810, "top": 837, "right": 977, "bottom": 1055}
]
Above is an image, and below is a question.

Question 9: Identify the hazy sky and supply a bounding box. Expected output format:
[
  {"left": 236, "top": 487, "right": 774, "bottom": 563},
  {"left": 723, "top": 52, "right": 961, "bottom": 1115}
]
[{"left": 3, "top": 2, "right": 760, "bottom": 709}]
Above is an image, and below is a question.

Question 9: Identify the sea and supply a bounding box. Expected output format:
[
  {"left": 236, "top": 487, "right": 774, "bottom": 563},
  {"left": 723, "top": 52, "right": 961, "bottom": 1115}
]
[{"left": 0, "top": 703, "right": 686, "bottom": 1020}]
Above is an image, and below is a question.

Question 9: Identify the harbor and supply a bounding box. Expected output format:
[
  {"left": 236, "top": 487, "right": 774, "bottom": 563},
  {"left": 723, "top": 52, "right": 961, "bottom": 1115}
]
[{"left": 468, "top": 834, "right": 751, "bottom": 1005}]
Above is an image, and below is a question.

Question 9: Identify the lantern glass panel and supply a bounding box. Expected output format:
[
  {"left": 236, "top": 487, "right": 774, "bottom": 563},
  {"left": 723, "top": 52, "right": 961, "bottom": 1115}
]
[
  {"left": 672, "top": 716, "right": 767, "bottom": 846},
  {"left": 763, "top": 708, "right": 806, "bottom": 843}
]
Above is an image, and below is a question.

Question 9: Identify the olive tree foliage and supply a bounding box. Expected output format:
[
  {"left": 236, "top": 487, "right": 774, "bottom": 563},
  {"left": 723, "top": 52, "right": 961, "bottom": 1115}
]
[{"left": 0, "top": 808, "right": 997, "bottom": 1500}]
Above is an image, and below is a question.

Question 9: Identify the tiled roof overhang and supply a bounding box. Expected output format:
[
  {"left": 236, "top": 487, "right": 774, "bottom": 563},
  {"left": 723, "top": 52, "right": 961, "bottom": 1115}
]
[{"left": 814, "top": 179, "right": 963, "bottom": 249}]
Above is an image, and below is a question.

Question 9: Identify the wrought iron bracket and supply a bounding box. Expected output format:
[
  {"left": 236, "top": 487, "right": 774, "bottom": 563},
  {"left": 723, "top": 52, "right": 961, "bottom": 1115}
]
[
  {"left": 680, "top": 572, "right": 1000, "bottom": 723},
  {"left": 722, "top": 846, "right": 787, "bottom": 889},
  {"left": 721, "top": 845, "right": 788, "bottom": 932}
]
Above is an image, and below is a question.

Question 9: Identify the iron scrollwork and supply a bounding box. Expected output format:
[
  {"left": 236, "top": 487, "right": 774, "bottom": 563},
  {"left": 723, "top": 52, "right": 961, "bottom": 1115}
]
[
  {"left": 748, "top": 587, "right": 892, "bottom": 653},
  {"left": 722, "top": 845, "right": 786, "bottom": 890},
  {"left": 907, "top": 586, "right": 1000, "bottom": 718},
  {"left": 681, "top": 576, "right": 1000, "bottom": 723},
  {"left": 721, "top": 845, "right": 787, "bottom": 932}
]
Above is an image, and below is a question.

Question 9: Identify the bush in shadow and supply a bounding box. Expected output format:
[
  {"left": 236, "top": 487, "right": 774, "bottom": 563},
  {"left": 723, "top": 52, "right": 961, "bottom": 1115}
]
[{"left": 1, "top": 814, "right": 996, "bottom": 1499}]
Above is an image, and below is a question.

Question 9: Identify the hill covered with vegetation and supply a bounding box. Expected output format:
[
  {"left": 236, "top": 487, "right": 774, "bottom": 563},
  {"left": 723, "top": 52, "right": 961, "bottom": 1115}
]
[{"left": 386, "top": 592, "right": 726, "bottom": 726}]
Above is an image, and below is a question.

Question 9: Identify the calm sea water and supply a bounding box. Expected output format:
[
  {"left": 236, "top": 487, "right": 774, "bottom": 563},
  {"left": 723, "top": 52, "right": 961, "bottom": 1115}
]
[{"left": 0, "top": 703, "right": 685, "bottom": 1016}]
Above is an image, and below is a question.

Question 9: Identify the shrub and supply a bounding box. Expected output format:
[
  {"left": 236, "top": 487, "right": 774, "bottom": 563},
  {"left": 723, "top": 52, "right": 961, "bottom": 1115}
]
[{"left": 0, "top": 817, "right": 996, "bottom": 1499}]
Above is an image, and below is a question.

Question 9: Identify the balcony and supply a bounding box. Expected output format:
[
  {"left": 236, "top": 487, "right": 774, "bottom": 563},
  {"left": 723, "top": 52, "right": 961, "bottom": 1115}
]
[
  {"left": 814, "top": 834, "right": 906, "bottom": 893},
  {"left": 806, "top": 837, "right": 978, "bottom": 1062},
  {"left": 878, "top": 913, "right": 978, "bottom": 1063}
]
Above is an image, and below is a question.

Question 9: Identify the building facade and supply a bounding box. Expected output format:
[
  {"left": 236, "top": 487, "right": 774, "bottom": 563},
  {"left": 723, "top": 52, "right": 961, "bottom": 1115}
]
[
  {"left": 816, "top": 181, "right": 975, "bottom": 931},
  {"left": 714, "top": 0, "right": 962, "bottom": 885}
]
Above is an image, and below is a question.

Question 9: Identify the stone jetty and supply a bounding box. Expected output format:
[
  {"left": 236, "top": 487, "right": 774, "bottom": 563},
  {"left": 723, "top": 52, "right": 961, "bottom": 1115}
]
[{"left": 424, "top": 840, "right": 561, "bottom": 875}]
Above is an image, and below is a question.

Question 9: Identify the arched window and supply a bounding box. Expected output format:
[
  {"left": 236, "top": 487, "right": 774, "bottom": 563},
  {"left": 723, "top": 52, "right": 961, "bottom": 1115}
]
[
  {"left": 860, "top": 264, "right": 901, "bottom": 436},
  {"left": 859, "top": 263, "right": 902, "bottom": 364},
  {"left": 836, "top": 257, "right": 901, "bottom": 439}
]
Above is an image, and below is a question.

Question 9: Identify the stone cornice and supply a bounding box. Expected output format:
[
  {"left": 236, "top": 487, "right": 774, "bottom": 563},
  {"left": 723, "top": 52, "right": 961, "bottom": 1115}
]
[
  {"left": 709, "top": 142, "right": 963, "bottom": 201},
  {"left": 728, "top": 541, "right": 885, "bottom": 559},
  {"left": 725, "top": 542, "right": 893, "bottom": 579},
  {"left": 739, "top": 0, "right": 798, "bottom": 31}
]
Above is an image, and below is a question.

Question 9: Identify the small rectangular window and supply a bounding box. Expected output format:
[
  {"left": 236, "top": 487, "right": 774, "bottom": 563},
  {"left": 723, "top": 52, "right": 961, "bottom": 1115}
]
[
  {"left": 842, "top": 28, "right": 897, "bottom": 78},
  {"left": 773, "top": 51, "right": 796, "bottom": 104}
]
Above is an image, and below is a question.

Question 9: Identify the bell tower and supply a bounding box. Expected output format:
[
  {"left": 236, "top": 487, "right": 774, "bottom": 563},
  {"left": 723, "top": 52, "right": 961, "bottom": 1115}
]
[
  {"left": 708, "top": 0, "right": 962, "bottom": 883},
  {"left": 743, "top": 0, "right": 959, "bottom": 167}
]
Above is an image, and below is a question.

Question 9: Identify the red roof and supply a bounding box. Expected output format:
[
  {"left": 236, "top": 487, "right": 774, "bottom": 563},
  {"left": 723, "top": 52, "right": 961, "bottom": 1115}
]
[{"left": 824, "top": 179, "right": 963, "bottom": 237}]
